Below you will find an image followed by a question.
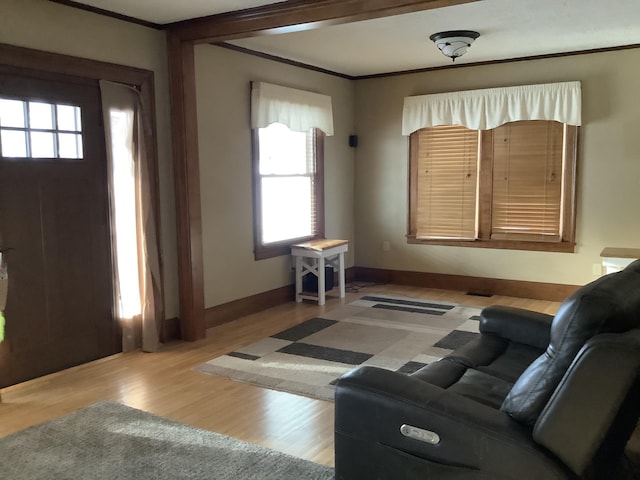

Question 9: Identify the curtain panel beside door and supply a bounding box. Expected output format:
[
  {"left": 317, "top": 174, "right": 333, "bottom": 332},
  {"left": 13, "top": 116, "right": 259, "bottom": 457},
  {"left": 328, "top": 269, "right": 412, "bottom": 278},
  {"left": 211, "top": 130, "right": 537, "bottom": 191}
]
[{"left": 100, "top": 80, "right": 163, "bottom": 353}]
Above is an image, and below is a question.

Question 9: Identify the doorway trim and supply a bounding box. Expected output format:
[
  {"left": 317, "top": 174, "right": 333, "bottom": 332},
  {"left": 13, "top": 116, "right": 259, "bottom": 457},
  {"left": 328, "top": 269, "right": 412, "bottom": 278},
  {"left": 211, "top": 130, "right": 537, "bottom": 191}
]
[{"left": 165, "top": 0, "right": 479, "bottom": 341}]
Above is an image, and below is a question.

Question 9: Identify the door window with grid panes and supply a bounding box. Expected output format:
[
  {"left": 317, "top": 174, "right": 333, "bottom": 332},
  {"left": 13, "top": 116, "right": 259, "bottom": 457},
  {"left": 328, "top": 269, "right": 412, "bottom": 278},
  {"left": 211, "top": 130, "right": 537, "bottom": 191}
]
[{"left": 0, "top": 98, "right": 83, "bottom": 159}]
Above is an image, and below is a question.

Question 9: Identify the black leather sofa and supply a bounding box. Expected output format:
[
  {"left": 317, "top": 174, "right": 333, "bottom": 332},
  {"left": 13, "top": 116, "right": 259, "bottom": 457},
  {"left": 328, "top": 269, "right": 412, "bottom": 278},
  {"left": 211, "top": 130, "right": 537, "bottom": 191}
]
[{"left": 335, "top": 259, "right": 640, "bottom": 479}]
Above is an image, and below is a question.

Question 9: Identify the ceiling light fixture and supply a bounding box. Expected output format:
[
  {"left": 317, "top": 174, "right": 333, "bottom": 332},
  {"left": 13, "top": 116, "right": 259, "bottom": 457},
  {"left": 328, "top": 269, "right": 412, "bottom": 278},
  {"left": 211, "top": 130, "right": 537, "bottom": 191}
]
[{"left": 429, "top": 30, "right": 480, "bottom": 62}]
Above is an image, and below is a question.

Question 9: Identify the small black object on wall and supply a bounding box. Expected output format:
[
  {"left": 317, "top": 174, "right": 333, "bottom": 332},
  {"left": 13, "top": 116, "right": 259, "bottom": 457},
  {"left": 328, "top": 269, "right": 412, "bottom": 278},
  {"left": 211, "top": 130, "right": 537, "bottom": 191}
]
[{"left": 349, "top": 135, "right": 358, "bottom": 148}]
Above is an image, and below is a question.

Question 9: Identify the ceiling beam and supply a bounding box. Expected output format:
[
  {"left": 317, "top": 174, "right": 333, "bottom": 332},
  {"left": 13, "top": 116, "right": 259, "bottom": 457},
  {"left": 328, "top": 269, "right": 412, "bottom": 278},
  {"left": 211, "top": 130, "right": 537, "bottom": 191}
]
[{"left": 167, "top": 0, "right": 478, "bottom": 43}]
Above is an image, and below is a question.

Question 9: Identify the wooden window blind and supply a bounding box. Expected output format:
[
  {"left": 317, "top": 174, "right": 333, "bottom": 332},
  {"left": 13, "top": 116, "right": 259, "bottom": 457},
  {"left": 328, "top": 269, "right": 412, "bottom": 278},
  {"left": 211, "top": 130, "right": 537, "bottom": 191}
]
[
  {"left": 491, "top": 121, "right": 564, "bottom": 242},
  {"left": 415, "top": 126, "right": 479, "bottom": 239},
  {"left": 408, "top": 120, "right": 576, "bottom": 252}
]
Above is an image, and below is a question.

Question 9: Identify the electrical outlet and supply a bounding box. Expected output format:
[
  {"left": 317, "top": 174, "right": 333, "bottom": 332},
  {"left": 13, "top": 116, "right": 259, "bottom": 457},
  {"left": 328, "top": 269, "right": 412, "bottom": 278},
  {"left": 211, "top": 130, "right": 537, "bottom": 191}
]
[{"left": 382, "top": 241, "right": 390, "bottom": 252}]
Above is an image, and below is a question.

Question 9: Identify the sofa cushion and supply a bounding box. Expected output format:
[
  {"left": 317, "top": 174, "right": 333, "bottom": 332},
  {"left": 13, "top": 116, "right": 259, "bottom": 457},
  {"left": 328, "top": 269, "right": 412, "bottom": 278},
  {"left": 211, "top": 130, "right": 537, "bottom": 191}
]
[
  {"left": 447, "top": 368, "right": 514, "bottom": 409},
  {"left": 447, "top": 335, "right": 542, "bottom": 383},
  {"left": 476, "top": 342, "right": 544, "bottom": 383},
  {"left": 410, "top": 324, "right": 543, "bottom": 410},
  {"left": 411, "top": 357, "right": 514, "bottom": 409},
  {"left": 411, "top": 358, "right": 466, "bottom": 388}
]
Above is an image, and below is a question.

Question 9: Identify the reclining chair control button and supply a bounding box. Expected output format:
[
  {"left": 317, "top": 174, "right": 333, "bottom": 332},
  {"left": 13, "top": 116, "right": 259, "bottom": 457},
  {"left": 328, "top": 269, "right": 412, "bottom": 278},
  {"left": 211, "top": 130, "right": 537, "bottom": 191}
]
[{"left": 400, "top": 424, "right": 441, "bottom": 445}]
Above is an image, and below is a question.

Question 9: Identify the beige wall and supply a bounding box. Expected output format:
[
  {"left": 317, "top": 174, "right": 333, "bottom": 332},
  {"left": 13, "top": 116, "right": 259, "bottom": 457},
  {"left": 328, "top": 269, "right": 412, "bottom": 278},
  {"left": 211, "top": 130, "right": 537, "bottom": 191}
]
[
  {"left": 353, "top": 48, "right": 640, "bottom": 286},
  {"left": 194, "top": 45, "right": 355, "bottom": 308},
  {"left": 0, "top": 0, "right": 179, "bottom": 318},
  {"left": 6, "top": 0, "right": 637, "bottom": 313}
]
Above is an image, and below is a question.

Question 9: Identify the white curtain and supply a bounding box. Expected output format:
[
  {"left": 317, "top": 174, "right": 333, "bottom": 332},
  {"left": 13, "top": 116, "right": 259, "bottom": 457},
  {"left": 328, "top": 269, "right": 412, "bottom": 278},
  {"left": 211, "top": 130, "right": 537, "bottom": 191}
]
[
  {"left": 402, "top": 81, "right": 582, "bottom": 134},
  {"left": 100, "top": 80, "right": 163, "bottom": 353},
  {"left": 251, "top": 81, "right": 334, "bottom": 136}
]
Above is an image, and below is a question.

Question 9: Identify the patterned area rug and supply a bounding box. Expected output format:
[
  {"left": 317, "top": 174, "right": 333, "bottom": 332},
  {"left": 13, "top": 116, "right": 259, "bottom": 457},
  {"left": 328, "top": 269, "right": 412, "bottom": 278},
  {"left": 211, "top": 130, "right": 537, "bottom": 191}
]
[{"left": 196, "top": 295, "right": 482, "bottom": 401}]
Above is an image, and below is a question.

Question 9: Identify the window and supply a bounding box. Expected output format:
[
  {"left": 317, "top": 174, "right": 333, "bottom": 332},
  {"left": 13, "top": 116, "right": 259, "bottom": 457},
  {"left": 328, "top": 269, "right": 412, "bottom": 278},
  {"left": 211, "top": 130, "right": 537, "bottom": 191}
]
[
  {"left": 250, "top": 81, "right": 333, "bottom": 259},
  {"left": 252, "top": 122, "right": 324, "bottom": 260},
  {"left": 408, "top": 120, "right": 577, "bottom": 252},
  {"left": 0, "top": 98, "right": 83, "bottom": 159}
]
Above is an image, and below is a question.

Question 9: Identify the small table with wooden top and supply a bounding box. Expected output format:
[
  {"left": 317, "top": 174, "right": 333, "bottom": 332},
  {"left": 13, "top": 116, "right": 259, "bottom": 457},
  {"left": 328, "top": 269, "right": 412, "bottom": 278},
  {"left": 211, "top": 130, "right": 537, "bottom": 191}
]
[
  {"left": 292, "top": 239, "right": 348, "bottom": 306},
  {"left": 600, "top": 247, "right": 640, "bottom": 275}
]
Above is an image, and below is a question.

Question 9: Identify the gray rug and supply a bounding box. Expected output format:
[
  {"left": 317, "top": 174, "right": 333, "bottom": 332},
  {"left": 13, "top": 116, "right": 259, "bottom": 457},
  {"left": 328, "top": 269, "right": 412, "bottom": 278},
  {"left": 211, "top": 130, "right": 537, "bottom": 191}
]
[
  {"left": 0, "top": 401, "right": 334, "bottom": 480},
  {"left": 197, "top": 294, "right": 482, "bottom": 401}
]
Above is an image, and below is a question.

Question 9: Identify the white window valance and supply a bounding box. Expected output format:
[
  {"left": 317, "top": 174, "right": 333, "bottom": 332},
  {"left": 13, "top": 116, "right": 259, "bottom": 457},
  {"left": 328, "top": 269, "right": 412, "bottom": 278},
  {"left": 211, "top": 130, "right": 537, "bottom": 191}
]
[
  {"left": 251, "top": 81, "right": 334, "bottom": 136},
  {"left": 402, "top": 81, "right": 581, "bottom": 135}
]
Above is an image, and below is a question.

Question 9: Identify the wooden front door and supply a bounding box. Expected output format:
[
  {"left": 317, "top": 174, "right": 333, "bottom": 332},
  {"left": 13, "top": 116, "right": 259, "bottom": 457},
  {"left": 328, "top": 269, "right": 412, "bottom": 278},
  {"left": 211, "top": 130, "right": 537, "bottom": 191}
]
[{"left": 0, "top": 68, "right": 120, "bottom": 388}]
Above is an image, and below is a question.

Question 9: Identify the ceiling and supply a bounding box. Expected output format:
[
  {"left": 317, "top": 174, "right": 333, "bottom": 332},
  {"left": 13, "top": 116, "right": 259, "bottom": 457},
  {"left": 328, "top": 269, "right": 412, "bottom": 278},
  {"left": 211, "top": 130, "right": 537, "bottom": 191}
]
[{"left": 63, "top": 0, "right": 640, "bottom": 77}]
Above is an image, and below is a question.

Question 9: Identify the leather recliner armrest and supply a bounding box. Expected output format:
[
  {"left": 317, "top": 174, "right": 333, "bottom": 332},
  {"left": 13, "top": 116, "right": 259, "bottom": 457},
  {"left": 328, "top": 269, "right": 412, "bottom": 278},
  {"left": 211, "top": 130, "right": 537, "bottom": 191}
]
[
  {"left": 480, "top": 305, "right": 553, "bottom": 350},
  {"left": 335, "top": 366, "right": 571, "bottom": 480}
]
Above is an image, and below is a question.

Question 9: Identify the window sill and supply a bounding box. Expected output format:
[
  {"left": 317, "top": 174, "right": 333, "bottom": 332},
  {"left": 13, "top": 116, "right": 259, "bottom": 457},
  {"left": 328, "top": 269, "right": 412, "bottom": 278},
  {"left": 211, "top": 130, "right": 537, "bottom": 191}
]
[
  {"left": 254, "top": 235, "right": 322, "bottom": 260},
  {"left": 406, "top": 236, "right": 576, "bottom": 253}
]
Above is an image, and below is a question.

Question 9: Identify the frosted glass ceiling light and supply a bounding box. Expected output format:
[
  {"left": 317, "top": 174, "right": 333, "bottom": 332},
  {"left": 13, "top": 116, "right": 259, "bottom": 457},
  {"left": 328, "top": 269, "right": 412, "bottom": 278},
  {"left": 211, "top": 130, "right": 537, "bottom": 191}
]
[{"left": 429, "top": 30, "right": 480, "bottom": 61}]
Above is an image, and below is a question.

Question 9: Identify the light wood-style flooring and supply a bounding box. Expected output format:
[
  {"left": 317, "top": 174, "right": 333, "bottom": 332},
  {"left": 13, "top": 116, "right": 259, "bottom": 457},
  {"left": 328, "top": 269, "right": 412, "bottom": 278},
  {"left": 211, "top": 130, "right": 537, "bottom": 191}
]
[{"left": 0, "top": 284, "right": 561, "bottom": 467}]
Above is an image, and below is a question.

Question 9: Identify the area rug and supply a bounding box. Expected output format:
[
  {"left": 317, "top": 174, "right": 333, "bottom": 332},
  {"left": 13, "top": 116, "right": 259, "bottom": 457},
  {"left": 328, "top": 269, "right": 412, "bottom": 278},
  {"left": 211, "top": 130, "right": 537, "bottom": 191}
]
[
  {"left": 197, "top": 294, "right": 482, "bottom": 401},
  {"left": 0, "top": 401, "right": 334, "bottom": 480}
]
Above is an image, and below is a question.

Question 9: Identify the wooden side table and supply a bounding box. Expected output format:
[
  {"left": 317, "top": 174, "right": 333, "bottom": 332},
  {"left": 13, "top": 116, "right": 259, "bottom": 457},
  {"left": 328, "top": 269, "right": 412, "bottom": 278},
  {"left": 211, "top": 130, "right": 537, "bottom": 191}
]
[
  {"left": 600, "top": 247, "right": 640, "bottom": 275},
  {"left": 292, "top": 239, "right": 348, "bottom": 306}
]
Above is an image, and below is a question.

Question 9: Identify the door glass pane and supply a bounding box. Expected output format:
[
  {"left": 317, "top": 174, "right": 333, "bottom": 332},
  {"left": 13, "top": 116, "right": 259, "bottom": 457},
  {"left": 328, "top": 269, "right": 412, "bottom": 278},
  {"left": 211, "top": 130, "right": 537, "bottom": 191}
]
[
  {"left": 1, "top": 129, "right": 27, "bottom": 157},
  {"left": 29, "top": 102, "right": 54, "bottom": 130},
  {"left": 76, "top": 134, "right": 83, "bottom": 158},
  {"left": 30, "top": 131, "right": 55, "bottom": 158},
  {"left": 0, "top": 99, "right": 26, "bottom": 128},
  {"left": 58, "top": 133, "right": 82, "bottom": 158},
  {"left": 57, "top": 105, "right": 81, "bottom": 132}
]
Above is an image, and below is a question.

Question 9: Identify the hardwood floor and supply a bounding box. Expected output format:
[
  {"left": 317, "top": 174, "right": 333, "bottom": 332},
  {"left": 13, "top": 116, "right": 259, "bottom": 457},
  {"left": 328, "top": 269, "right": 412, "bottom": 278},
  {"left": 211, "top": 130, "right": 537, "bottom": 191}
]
[{"left": 0, "top": 284, "right": 561, "bottom": 467}]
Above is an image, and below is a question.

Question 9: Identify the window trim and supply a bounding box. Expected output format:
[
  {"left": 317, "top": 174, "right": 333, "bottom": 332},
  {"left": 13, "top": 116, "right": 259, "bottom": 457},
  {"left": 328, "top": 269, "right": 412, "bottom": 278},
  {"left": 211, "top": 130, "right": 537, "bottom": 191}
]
[
  {"left": 407, "top": 123, "right": 578, "bottom": 253},
  {"left": 252, "top": 127, "right": 325, "bottom": 260}
]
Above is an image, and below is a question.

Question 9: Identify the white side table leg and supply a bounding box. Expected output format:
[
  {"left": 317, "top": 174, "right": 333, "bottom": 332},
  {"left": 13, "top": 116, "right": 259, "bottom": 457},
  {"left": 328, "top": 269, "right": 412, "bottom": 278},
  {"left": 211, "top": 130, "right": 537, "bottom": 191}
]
[
  {"left": 295, "top": 255, "right": 303, "bottom": 303},
  {"left": 318, "top": 257, "right": 326, "bottom": 306},
  {"left": 338, "top": 252, "right": 345, "bottom": 299}
]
